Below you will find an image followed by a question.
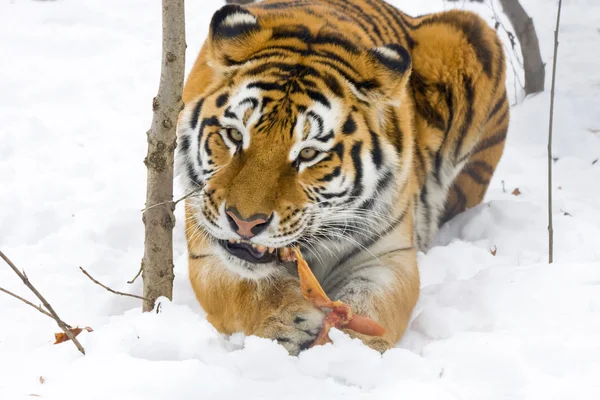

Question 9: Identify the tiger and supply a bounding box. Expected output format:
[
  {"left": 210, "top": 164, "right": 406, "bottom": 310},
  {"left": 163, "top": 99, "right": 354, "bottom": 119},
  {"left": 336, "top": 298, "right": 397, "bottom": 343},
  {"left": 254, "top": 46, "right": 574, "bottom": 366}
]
[{"left": 175, "top": 0, "right": 509, "bottom": 355}]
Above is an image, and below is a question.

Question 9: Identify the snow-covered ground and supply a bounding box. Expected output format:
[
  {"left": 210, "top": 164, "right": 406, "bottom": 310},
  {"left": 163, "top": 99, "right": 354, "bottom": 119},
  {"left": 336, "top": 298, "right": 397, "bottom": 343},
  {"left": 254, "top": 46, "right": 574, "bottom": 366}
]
[{"left": 1, "top": 0, "right": 599, "bottom": 398}]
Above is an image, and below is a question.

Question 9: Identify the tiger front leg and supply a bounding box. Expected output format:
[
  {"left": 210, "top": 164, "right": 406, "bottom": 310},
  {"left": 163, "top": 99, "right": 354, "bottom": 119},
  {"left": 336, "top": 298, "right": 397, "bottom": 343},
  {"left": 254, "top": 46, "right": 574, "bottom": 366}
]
[
  {"left": 327, "top": 250, "right": 420, "bottom": 353},
  {"left": 250, "top": 294, "right": 326, "bottom": 356}
]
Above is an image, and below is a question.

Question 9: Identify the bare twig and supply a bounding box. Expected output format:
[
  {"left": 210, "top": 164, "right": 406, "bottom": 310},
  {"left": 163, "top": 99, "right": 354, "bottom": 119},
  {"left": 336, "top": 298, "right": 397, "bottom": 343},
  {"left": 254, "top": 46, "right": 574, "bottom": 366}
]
[
  {"left": 0, "top": 287, "right": 57, "bottom": 321},
  {"left": 547, "top": 0, "right": 563, "bottom": 264},
  {"left": 79, "top": 267, "right": 150, "bottom": 302},
  {"left": 0, "top": 250, "right": 85, "bottom": 355},
  {"left": 141, "top": 187, "right": 201, "bottom": 214},
  {"left": 127, "top": 263, "right": 143, "bottom": 284}
]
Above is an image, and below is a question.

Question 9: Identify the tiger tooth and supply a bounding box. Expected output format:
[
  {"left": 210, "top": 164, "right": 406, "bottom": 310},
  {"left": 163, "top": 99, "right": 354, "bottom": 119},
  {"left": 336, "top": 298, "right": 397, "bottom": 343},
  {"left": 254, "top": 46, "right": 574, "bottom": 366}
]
[
  {"left": 229, "top": 239, "right": 235, "bottom": 243},
  {"left": 236, "top": 240, "right": 241, "bottom": 244},
  {"left": 268, "top": 247, "right": 275, "bottom": 253},
  {"left": 279, "top": 247, "right": 295, "bottom": 262},
  {"left": 251, "top": 243, "right": 257, "bottom": 248},
  {"left": 257, "top": 245, "right": 267, "bottom": 252}
]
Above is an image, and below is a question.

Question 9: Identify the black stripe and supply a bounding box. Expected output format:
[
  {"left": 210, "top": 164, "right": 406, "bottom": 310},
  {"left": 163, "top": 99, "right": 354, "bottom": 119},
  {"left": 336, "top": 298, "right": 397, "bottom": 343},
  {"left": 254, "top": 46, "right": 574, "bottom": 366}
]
[
  {"left": 306, "top": 111, "right": 324, "bottom": 137},
  {"left": 204, "top": 132, "right": 215, "bottom": 157},
  {"left": 342, "top": 114, "right": 357, "bottom": 135},
  {"left": 369, "top": 131, "right": 384, "bottom": 169},
  {"left": 305, "top": 89, "right": 331, "bottom": 108},
  {"left": 227, "top": 47, "right": 309, "bottom": 66},
  {"left": 198, "top": 116, "right": 220, "bottom": 158},
  {"left": 317, "top": 166, "right": 341, "bottom": 183},
  {"left": 326, "top": 0, "right": 386, "bottom": 43},
  {"left": 463, "top": 160, "right": 494, "bottom": 185},
  {"left": 454, "top": 76, "right": 475, "bottom": 159},
  {"left": 419, "top": 184, "right": 430, "bottom": 234},
  {"left": 389, "top": 111, "right": 403, "bottom": 154},
  {"left": 244, "top": 62, "right": 323, "bottom": 82},
  {"left": 320, "top": 189, "right": 349, "bottom": 200},
  {"left": 316, "top": 129, "right": 334, "bottom": 143},
  {"left": 414, "top": 143, "right": 427, "bottom": 179},
  {"left": 190, "top": 99, "right": 204, "bottom": 130},
  {"left": 365, "top": 0, "right": 401, "bottom": 42},
  {"left": 215, "top": 93, "right": 229, "bottom": 108},
  {"left": 271, "top": 24, "right": 312, "bottom": 41},
  {"left": 243, "top": 62, "right": 296, "bottom": 77},
  {"left": 432, "top": 83, "right": 454, "bottom": 184},
  {"left": 224, "top": 106, "right": 237, "bottom": 120},
  {"left": 487, "top": 92, "right": 507, "bottom": 122},
  {"left": 411, "top": 72, "right": 446, "bottom": 132},
  {"left": 239, "top": 97, "right": 259, "bottom": 110},
  {"left": 253, "top": 0, "right": 311, "bottom": 10},
  {"left": 440, "top": 185, "right": 467, "bottom": 225},
  {"left": 247, "top": 81, "right": 287, "bottom": 92},
  {"left": 312, "top": 52, "right": 362, "bottom": 80},
  {"left": 357, "top": 169, "right": 395, "bottom": 210},
  {"left": 332, "top": 141, "right": 345, "bottom": 162},
  {"left": 473, "top": 127, "right": 508, "bottom": 155},
  {"left": 186, "top": 161, "right": 202, "bottom": 187},
  {"left": 323, "top": 72, "right": 344, "bottom": 98},
  {"left": 313, "top": 32, "right": 360, "bottom": 55},
  {"left": 381, "top": 2, "right": 415, "bottom": 48},
  {"left": 178, "top": 135, "right": 190, "bottom": 153},
  {"left": 348, "top": 141, "right": 364, "bottom": 200},
  {"left": 441, "top": 83, "right": 455, "bottom": 135}
]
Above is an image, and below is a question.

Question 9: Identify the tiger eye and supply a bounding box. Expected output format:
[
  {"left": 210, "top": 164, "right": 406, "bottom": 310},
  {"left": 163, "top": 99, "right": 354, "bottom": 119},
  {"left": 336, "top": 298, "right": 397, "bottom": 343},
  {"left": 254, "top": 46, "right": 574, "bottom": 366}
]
[
  {"left": 299, "top": 148, "right": 318, "bottom": 161},
  {"left": 227, "top": 128, "right": 243, "bottom": 144}
]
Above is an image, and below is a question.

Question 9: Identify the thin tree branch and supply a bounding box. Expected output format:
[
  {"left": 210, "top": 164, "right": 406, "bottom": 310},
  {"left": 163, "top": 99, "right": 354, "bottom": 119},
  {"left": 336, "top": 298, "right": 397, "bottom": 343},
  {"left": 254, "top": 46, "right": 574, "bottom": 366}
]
[
  {"left": 141, "top": 187, "right": 201, "bottom": 214},
  {"left": 547, "top": 0, "right": 563, "bottom": 264},
  {"left": 0, "top": 286, "right": 58, "bottom": 322},
  {"left": 79, "top": 267, "right": 150, "bottom": 302},
  {"left": 0, "top": 250, "right": 85, "bottom": 355},
  {"left": 127, "top": 263, "right": 143, "bottom": 284}
]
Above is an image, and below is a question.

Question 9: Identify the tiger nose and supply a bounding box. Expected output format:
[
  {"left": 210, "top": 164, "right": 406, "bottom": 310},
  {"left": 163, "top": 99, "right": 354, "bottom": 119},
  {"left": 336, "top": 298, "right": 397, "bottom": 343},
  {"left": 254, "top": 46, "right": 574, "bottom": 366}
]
[{"left": 226, "top": 208, "right": 273, "bottom": 239}]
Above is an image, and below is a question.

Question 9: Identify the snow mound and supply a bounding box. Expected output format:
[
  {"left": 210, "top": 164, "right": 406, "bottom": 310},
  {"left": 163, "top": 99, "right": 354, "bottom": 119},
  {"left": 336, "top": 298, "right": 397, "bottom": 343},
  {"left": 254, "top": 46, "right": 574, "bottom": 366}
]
[{"left": 1, "top": 0, "right": 599, "bottom": 399}]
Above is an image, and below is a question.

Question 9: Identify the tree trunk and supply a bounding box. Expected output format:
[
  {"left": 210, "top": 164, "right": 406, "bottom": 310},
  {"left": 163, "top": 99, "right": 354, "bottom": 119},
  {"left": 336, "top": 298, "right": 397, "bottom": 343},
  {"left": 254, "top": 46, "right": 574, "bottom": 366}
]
[
  {"left": 142, "top": 0, "right": 186, "bottom": 312},
  {"left": 498, "top": 0, "right": 545, "bottom": 95}
]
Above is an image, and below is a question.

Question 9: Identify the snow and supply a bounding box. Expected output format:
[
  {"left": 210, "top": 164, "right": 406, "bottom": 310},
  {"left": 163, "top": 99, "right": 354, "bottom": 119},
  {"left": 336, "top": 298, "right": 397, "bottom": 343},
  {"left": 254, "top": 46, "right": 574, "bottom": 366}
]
[{"left": 1, "top": 0, "right": 599, "bottom": 399}]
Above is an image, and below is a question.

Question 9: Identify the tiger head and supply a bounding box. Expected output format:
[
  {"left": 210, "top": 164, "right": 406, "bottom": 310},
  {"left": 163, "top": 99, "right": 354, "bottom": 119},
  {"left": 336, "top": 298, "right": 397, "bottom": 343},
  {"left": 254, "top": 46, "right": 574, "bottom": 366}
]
[{"left": 176, "top": 4, "right": 414, "bottom": 279}]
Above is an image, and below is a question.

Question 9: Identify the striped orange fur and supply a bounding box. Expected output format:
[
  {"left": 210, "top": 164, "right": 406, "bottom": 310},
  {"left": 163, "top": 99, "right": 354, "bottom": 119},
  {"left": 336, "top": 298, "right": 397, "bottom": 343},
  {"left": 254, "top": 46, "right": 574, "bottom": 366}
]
[{"left": 175, "top": 0, "right": 508, "bottom": 355}]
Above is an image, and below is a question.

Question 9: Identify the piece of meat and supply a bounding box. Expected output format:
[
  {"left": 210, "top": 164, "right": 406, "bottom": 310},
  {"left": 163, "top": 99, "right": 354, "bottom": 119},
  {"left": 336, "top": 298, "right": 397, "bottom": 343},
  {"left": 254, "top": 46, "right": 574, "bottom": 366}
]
[{"left": 291, "top": 247, "right": 386, "bottom": 347}]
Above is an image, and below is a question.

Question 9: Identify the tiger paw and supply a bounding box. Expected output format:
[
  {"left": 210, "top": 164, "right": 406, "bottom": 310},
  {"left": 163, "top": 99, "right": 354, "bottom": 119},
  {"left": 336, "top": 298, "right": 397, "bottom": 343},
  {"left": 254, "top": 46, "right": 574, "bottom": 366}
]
[
  {"left": 253, "top": 299, "right": 326, "bottom": 356},
  {"left": 340, "top": 328, "right": 394, "bottom": 354}
]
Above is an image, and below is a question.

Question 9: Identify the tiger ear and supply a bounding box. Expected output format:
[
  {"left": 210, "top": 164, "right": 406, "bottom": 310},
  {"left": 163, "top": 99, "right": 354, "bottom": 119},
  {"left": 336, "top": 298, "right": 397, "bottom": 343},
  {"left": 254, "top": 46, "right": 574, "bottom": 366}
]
[
  {"left": 358, "top": 43, "right": 412, "bottom": 105},
  {"left": 207, "top": 5, "right": 264, "bottom": 69}
]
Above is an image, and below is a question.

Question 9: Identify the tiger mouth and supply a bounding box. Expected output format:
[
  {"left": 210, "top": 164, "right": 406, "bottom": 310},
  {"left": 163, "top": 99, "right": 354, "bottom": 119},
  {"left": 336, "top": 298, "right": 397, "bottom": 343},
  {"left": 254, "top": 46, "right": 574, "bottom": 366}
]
[{"left": 217, "top": 239, "right": 296, "bottom": 264}]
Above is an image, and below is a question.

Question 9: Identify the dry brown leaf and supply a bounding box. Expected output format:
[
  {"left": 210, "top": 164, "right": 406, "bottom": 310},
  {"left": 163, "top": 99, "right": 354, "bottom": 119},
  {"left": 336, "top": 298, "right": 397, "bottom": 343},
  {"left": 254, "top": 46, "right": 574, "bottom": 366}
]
[
  {"left": 39, "top": 376, "right": 45, "bottom": 384},
  {"left": 512, "top": 188, "right": 521, "bottom": 196},
  {"left": 490, "top": 246, "right": 497, "bottom": 256},
  {"left": 54, "top": 326, "right": 93, "bottom": 345}
]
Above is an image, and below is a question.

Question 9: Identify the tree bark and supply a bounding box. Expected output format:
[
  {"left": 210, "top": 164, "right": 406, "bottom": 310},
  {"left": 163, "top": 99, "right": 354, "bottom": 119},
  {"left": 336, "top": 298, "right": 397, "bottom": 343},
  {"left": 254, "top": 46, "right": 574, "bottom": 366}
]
[
  {"left": 142, "top": 0, "right": 186, "bottom": 312},
  {"left": 498, "top": 0, "right": 545, "bottom": 95}
]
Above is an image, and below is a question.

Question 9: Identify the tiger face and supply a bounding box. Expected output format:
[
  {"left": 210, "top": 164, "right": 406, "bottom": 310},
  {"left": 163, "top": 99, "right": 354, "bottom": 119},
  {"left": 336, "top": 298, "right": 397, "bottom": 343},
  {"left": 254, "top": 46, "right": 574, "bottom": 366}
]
[{"left": 176, "top": 5, "right": 413, "bottom": 279}]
